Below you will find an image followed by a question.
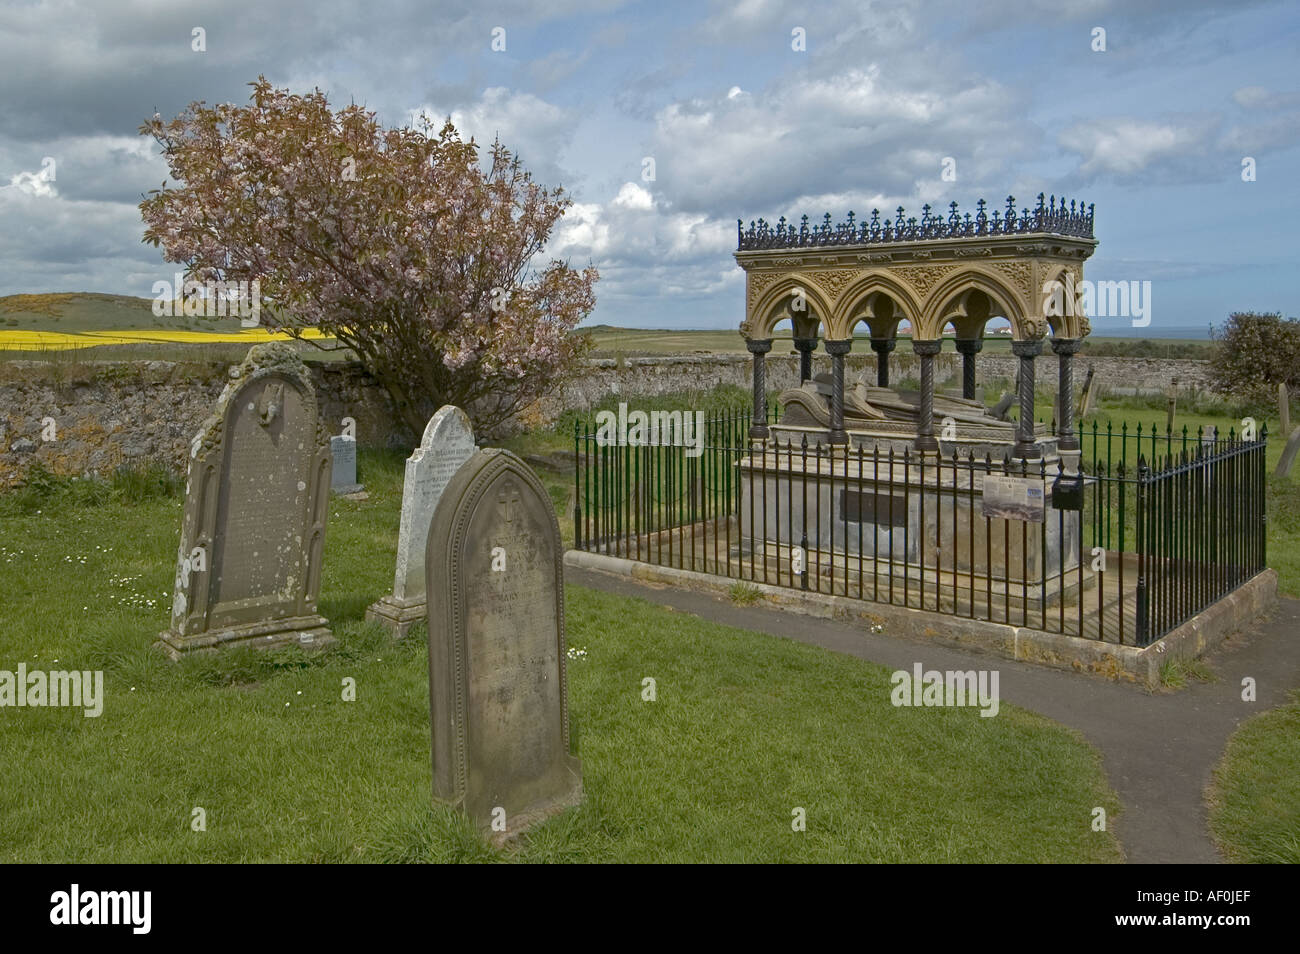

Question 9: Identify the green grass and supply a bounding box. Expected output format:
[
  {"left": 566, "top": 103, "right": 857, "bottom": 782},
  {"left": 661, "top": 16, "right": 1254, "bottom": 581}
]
[
  {"left": 581, "top": 325, "right": 1213, "bottom": 358},
  {"left": 1158, "top": 656, "right": 1218, "bottom": 689},
  {"left": 728, "top": 581, "right": 762, "bottom": 605},
  {"left": 1209, "top": 690, "right": 1300, "bottom": 863},
  {"left": 0, "top": 451, "right": 1123, "bottom": 862}
]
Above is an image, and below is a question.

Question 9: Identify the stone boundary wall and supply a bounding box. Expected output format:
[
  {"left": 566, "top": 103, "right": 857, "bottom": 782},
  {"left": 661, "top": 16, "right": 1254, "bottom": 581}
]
[
  {"left": 1, "top": 352, "right": 1213, "bottom": 486},
  {"left": 552, "top": 352, "right": 1214, "bottom": 412},
  {"left": 0, "top": 360, "right": 415, "bottom": 487}
]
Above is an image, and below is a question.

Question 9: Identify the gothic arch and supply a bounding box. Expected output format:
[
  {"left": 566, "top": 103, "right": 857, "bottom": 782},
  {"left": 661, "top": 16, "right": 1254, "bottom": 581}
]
[
  {"left": 833, "top": 272, "right": 922, "bottom": 341},
  {"left": 745, "top": 275, "right": 835, "bottom": 340},
  {"left": 922, "top": 266, "right": 1030, "bottom": 340}
]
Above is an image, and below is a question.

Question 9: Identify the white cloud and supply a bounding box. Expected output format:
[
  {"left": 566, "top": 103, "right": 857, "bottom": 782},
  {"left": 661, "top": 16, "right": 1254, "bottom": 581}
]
[
  {"left": 646, "top": 66, "right": 1031, "bottom": 215},
  {"left": 611, "top": 181, "right": 653, "bottom": 209},
  {"left": 1058, "top": 117, "right": 1215, "bottom": 178},
  {"left": 6, "top": 164, "right": 58, "bottom": 198},
  {"left": 411, "top": 87, "right": 578, "bottom": 188}
]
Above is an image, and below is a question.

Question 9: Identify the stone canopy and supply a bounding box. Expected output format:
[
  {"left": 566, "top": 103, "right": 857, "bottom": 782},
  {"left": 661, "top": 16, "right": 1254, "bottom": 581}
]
[
  {"left": 736, "top": 195, "right": 1097, "bottom": 343},
  {"left": 734, "top": 194, "right": 1098, "bottom": 461}
]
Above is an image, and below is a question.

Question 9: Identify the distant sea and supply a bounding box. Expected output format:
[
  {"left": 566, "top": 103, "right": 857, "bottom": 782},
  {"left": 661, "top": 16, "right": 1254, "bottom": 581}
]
[{"left": 1077, "top": 324, "right": 1213, "bottom": 339}]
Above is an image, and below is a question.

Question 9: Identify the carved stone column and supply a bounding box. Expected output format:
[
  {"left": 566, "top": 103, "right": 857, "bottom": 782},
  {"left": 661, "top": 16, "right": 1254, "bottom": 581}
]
[
  {"left": 824, "top": 339, "right": 852, "bottom": 445},
  {"left": 793, "top": 336, "right": 818, "bottom": 384},
  {"left": 912, "top": 339, "right": 942, "bottom": 453},
  {"left": 954, "top": 337, "right": 983, "bottom": 401},
  {"left": 1051, "top": 337, "right": 1081, "bottom": 452},
  {"left": 747, "top": 337, "right": 773, "bottom": 440},
  {"left": 870, "top": 337, "right": 896, "bottom": 387},
  {"left": 1011, "top": 338, "right": 1043, "bottom": 459}
]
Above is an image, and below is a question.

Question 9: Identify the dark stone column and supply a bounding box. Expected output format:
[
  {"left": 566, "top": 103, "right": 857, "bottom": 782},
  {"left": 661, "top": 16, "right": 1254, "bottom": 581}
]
[
  {"left": 1051, "top": 338, "right": 1081, "bottom": 452},
  {"left": 1011, "top": 338, "right": 1043, "bottom": 459},
  {"left": 824, "top": 339, "right": 852, "bottom": 445},
  {"left": 747, "top": 337, "right": 773, "bottom": 439},
  {"left": 793, "top": 336, "right": 818, "bottom": 384},
  {"left": 912, "top": 339, "right": 942, "bottom": 453},
  {"left": 870, "top": 337, "right": 896, "bottom": 387},
  {"left": 954, "top": 337, "right": 983, "bottom": 401}
]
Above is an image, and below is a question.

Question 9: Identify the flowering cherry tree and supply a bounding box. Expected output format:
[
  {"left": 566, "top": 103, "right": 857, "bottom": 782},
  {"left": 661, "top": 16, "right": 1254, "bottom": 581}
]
[{"left": 140, "top": 77, "right": 597, "bottom": 436}]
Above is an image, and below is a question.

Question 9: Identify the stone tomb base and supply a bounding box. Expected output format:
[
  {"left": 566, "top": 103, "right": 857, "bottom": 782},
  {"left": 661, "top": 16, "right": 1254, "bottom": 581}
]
[
  {"left": 738, "top": 439, "right": 1082, "bottom": 606},
  {"left": 156, "top": 614, "right": 334, "bottom": 660},
  {"left": 364, "top": 595, "right": 427, "bottom": 639}
]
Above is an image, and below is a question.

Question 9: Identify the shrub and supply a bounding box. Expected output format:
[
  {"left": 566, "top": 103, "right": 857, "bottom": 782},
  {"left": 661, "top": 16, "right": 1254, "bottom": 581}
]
[{"left": 1208, "top": 312, "right": 1300, "bottom": 403}]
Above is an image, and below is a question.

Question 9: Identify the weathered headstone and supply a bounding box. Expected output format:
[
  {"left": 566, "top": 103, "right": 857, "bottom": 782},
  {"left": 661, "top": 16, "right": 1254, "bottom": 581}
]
[
  {"left": 1280, "top": 382, "right": 1291, "bottom": 439},
  {"left": 366, "top": 406, "right": 476, "bottom": 637},
  {"left": 330, "top": 435, "right": 363, "bottom": 494},
  {"left": 157, "top": 343, "right": 333, "bottom": 659},
  {"left": 425, "top": 448, "right": 582, "bottom": 839},
  {"left": 1276, "top": 425, "right": 1300, "bottom": 479},
  {"left": 1078, "top": 364, "right": 1098, "bottom": 420}
]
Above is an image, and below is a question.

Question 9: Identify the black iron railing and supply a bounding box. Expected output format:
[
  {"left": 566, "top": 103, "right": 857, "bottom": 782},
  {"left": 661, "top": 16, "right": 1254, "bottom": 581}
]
[
  {"left": 737, "top": 194, "right": 1094, "bottom": 250},
  {"left": 573, "top": 410, "right": 1267, "bottom": 646}
]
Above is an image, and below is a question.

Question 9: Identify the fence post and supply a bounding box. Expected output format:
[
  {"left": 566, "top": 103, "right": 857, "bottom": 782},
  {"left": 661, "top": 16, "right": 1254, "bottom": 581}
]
[
  {"left": 573, "top": 418, "right": 583, "bottom": 550},
  {"left": 1135, "top": 456, "right": 1150, "bottom": 646}
]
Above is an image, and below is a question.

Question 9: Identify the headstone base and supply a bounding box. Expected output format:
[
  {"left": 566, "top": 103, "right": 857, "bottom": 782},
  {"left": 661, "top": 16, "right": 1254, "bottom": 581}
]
[
  {"left": 331, "top": 483, "right": 365, "bottom": 495},
  {"left": 364, "top": 595, "right": 427, "bottom": 639},
  {"left": 156, "top": 614, "right": 334, "bottom": 660},
  {"left": 475, "top": 774, "right": 585, "bottom": 847}
]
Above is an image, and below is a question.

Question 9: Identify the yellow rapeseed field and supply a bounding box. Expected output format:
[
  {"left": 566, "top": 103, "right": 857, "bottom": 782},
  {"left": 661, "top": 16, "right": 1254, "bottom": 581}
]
[{"left": 0, "top": 327, "right": 334, "bottom": 351}]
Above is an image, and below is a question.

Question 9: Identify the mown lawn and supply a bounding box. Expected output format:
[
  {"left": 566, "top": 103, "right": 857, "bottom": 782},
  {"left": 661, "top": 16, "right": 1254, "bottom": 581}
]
[
  {"left": 0, "top": 450, "right": 1123, "bottom": 863},
  {"left": 1209, "top": 690, "right": 1300, "bottom": 864}
]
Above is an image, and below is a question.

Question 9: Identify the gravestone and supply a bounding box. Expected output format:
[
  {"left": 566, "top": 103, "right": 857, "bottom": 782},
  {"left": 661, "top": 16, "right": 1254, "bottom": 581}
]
[
  {"left": 157, "top": 343, "right": 333, "bottom": 659},
  {"left": 366, "top": 406, "right": 476, "bottom": 637},
  {"left": 330, "top": 435, "right": 363, "bottom": 494},
  {"left": 425, "top": 448, "right": 582, "bottom": 839},
  {"left": 1276, "top": 425, "right": 1300, "bottom": 479},
  {"left": 1078, "top": 364, "right": 1098, "bottom": 420}
]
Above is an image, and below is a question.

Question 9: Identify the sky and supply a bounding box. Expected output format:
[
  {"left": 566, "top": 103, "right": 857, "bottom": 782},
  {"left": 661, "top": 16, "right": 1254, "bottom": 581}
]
[{"left": 1, "top": 0, "right": 1297, "bottom": 336}]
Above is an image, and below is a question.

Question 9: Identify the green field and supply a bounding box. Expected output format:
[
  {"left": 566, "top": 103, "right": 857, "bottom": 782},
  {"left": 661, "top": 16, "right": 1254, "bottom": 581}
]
[
  {"left": 0, "top": 448, "right": 1124, "bottom": 863},
  {"left": 583, "top": 324, "right": 1213, "bottom": 358},
  {"left": 0, "top": 294, "right": 1214, "bottom": 362}
]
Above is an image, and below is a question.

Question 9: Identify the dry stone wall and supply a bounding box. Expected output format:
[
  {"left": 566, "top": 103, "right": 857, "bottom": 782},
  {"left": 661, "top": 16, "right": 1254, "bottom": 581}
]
[
  {"left": 551, "top": 352, "right": 1214, "bottom": 412},
  {"left": 0, "top": 352, "right": 1213, "bottom": 487}
]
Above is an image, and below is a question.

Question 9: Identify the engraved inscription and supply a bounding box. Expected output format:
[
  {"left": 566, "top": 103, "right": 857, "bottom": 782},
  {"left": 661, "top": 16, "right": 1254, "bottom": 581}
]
[{"left": 211, "top": 377, "right": 311, "bottom": 612}]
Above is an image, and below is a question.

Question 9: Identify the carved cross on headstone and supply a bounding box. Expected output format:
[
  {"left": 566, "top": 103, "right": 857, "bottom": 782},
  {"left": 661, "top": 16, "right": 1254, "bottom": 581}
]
[{"left": 498, "top": 484, "right": 521, "bottom": 523}]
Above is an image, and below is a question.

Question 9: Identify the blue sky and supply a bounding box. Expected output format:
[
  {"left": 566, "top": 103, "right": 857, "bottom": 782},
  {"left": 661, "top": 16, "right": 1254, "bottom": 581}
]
[{"left": 1, "top": 0, "right": 1296, "bottom": 335}]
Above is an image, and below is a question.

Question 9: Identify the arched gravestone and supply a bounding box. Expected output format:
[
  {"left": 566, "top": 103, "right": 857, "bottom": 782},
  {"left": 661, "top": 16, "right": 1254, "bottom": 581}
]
[
  {"left": 366, "top": 406, "right": 476, "bottom": 637},
  {"left": 157, "top": 343, "right": 333, "bottom": 659},
  {"left": 425, "top": 448, "right": 583, "bottom": 837}
]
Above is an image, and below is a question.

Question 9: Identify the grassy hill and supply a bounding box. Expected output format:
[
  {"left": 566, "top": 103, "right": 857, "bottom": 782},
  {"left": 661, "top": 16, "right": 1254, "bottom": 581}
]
[{"left": 0, "top": 292, "right": 252, "bottom": 333}]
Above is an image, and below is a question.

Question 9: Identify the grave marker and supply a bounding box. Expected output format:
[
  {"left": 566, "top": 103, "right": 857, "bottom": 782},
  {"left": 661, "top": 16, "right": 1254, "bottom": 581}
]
[
  {"left": 330, "top": 434, "right": 363, "bottom": 494},
  {"left": 425, "top": 448, "right": 582, "bottom": 839},
  {"left": 366, "top": 406, "right": 476, "bottom": 637},
  {"left": 1276, "top": 426, "right": 1300, "bottom": 479},
  {"left": 158, "top": 343, "right": 333, "bottom": 658}
]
